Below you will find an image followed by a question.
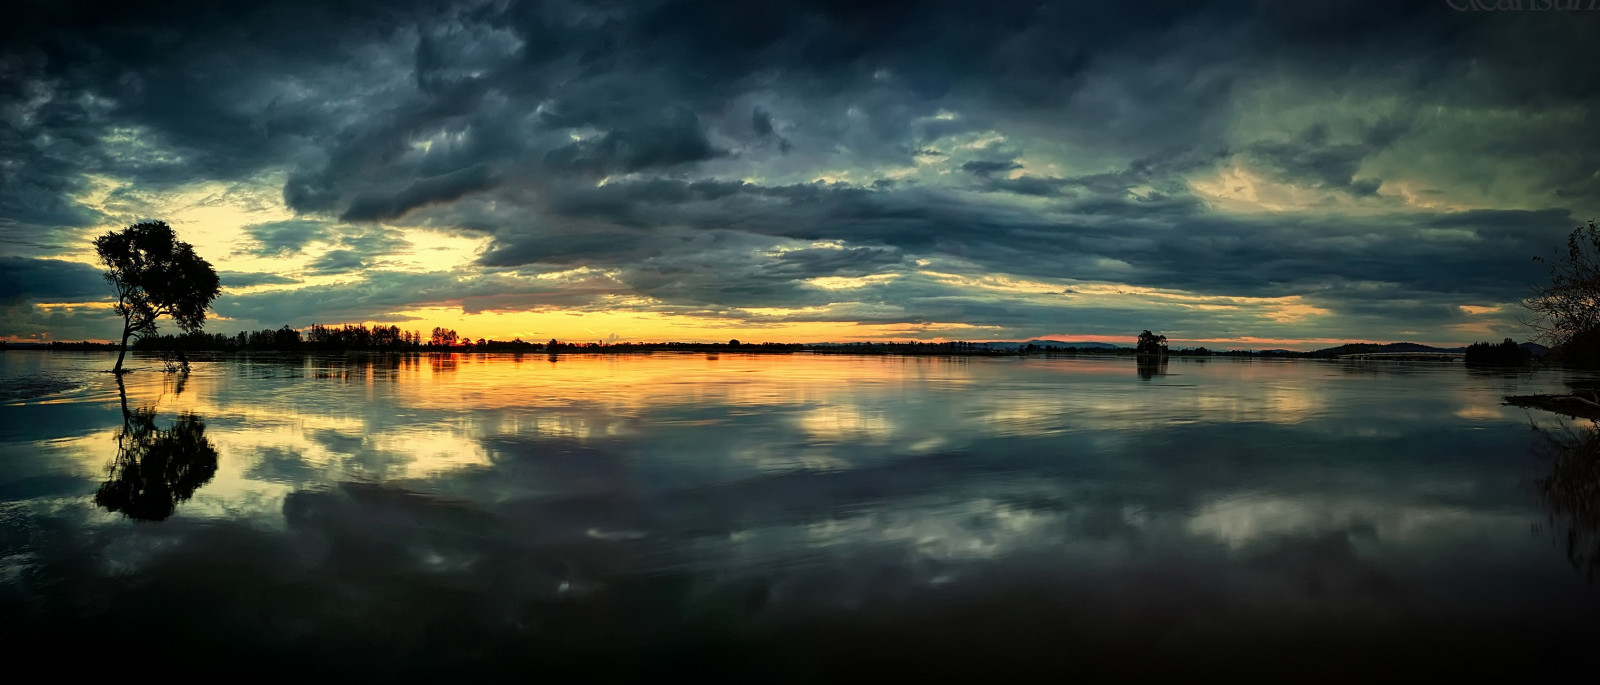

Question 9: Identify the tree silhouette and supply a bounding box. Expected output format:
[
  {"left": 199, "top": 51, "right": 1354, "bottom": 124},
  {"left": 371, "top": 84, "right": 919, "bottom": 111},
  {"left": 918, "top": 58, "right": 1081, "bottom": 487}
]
[
  {"left": 1526, "top": 221, "right": 1600, "bottom": 367},
  {"left": 1135, "top": 330, "right": 1168, "bottom": 357},
  {"left": 430, "top": 327, "right": 459, "bottom": 347},
  {"left": 1464, "top": 338, "right": 1532, "bottom": 367},
  {"left": 94, "top": 221, "right": 220, "bottom": 374},
  {"left": 95, "top": 378, "right": 219, "bottom": 521}
]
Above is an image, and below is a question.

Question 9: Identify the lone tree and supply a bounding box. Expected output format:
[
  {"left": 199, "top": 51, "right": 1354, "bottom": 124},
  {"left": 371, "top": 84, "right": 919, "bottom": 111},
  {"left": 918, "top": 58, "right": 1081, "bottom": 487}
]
[
  {"left": 1136, "top": 330, "right": 1168, "bottom": 357},
  {"left": 94, "top": 221, "right": 220, "bottom": 374},
  {"left": 1526, "top": 221, "right": 1600, "bottom": 368}
]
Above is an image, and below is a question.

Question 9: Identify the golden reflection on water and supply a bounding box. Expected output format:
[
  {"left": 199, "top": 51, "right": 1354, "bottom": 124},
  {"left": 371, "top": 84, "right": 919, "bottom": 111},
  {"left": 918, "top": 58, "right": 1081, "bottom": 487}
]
[{"left": 99, "top": 354, "right": 1362, "bottom": 491}]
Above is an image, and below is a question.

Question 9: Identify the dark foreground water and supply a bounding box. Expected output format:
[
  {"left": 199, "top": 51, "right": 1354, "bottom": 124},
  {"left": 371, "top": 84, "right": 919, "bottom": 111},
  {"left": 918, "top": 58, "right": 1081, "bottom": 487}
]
[{"left": 1, "top": 350, "right": 1597, "bottom": 681}]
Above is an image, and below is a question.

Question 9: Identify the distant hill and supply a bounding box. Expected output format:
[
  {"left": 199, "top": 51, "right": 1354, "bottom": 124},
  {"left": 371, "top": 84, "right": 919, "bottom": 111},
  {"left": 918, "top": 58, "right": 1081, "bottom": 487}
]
[
  {"left": 1310, "top": 342, "right": 1468, "bottom": 357},
  {"left": 1520, "top": 342, "right": 1549, "bottom": 357}
]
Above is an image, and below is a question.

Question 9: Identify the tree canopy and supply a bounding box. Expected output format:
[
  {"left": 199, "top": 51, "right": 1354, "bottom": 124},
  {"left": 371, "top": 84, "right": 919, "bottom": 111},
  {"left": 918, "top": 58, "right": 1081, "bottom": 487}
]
[
  {"left": 1136, "top": 330, "right": 1168, "bottom": 357},
  {"left": 94, "top": 221, "right": 220, "bottom": 373},
  {"left": 1526, "top": 221, "right": 1600, "bottom": 367}
]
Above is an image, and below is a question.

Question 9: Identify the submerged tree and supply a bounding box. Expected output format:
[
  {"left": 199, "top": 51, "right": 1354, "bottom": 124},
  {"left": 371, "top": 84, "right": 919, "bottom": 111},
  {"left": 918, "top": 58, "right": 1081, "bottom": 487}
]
[
  {"left": 94, "top": 221, "right": 221, "bottom": 374},
  {"left": 1526, "top": 221, "right": 1600, "bottom": 368}
]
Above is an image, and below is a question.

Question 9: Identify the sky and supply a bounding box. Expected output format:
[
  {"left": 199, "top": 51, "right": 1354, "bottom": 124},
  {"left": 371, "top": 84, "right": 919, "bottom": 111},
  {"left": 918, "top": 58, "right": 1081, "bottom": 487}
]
[{"left": 2, "top": 0, "right": 1598, "bottom": 349}]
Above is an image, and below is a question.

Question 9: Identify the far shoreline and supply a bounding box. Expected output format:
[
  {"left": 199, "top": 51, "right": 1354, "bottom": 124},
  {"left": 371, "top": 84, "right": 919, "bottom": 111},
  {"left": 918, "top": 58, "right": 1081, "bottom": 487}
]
[{"left": 0, "top": 342, "right": 1489, "bottom": 363}]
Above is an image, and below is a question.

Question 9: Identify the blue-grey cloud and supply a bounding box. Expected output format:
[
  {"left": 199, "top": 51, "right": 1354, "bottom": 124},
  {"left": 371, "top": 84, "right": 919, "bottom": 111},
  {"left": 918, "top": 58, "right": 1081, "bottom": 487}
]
[
  {"left": 341, "top": 163, "right": 499, "bottom": 222},
  {"left": 219, "top": 271, "right": 300, "bottom": 288},
  {"left": 542, "top": 106, "right": 724, "bottom": 176},
  {"left": 304, "top": 250, "right": 369, "bottom": 276},
  {"left": 0, "top": 257, "right": 107, "bottom": 303},
  {"left": 962, "top": 160, "right": 1023, "bottom": 176},
  {"left": 241, "top": 220, "right": 330, "bottom": 257}
]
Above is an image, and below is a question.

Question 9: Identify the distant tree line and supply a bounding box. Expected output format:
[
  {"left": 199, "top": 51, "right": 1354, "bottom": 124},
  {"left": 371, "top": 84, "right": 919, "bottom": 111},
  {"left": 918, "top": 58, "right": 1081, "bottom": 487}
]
[
  {"left": 132, "top": 324, "right": 423, "bottom": 352},
  {"left": 1463, "top": 338, "right": 1532, "bottom": 367},
  {"left": 8, "top": 327, "right": 1524, "bottom": 361},
  {"left": 129, "top": 324, "right": 483, "bottom": 352},
  {"left": 9, "top": 334, "right": 1354, "bottom": 358}
]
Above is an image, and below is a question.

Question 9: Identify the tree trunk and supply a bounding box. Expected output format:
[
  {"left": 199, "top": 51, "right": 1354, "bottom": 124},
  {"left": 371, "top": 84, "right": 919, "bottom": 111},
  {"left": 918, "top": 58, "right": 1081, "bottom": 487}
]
[
  {"left": 112, "top": 322, "right": 131, "bottom": 375},
  {"left": 116, "top": 374, "right": 130, "bottom": 428}
]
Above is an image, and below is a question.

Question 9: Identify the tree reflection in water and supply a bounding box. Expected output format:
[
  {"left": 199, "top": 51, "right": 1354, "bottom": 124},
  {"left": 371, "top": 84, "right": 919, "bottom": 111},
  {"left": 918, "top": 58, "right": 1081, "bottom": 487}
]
[
  {"left": 1532, "top": 421, "right": 1600, "bottom": 582},
  {"left": 1136, "top": 356, "right": 1168, "bottom": 381},
  {"left": 95, "top": 377, "right": 219, "bottom": 521}
]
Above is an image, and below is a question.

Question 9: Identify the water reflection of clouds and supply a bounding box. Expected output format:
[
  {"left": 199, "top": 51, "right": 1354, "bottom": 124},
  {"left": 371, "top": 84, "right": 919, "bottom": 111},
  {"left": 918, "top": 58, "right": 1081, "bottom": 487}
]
[{"left": 1185, "top": 493, "right": 1525, "bottom": 551}]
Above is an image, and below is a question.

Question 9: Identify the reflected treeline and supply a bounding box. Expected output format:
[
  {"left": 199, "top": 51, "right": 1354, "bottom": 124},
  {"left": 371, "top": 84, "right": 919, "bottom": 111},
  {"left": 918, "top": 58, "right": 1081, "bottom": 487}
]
[
  {"left": 1136, "top": 356, "right": 1168, "bottom": 381},
  {"left": 95, "top": 377, "right": 219, "bottom": 521},
  {"left": 230, "top": 355, "right": 425, "bottom": 382},
  {"left": 315, "top": 354, "right": 421, "bottom": 381},
  {"left": 1530, "top": 421, "right": 1600, "bottom": 582}
]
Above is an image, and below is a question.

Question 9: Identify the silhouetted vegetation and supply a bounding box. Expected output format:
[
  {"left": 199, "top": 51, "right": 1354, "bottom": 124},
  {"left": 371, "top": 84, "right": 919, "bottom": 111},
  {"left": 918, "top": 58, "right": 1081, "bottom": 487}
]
[
  {"left": 94, "top": 221, "right": 221, "bottom": 374},
  {"left": 1464, "top": 338, "right": 1532, "bottom": 367},
  {"left": 431, "top": 327, "right": 460, "bottom": 347},
  {"left": 1527, "top": 221, "right": 1600, "bottom": 368},
  {"left": 134, "top": 323, "right": 427, "bottom": 352},
  {"left": 94, "top": 378, "right": 218, "bottom": 521},
  {"left": 10, "top": 326, "right": 1518, "bottom": 362},
  {"left": 1135, "top": 330, "right": 1168, "bottom": 357}
]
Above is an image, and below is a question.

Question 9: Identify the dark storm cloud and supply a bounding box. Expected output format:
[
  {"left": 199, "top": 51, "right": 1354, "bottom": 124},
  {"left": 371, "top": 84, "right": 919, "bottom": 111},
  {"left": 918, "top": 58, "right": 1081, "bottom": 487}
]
[
  {"left": 0, "top": 257, "right": 106, "bottom": 303},
  {"left": 340, "top": 163, "right": 500, "bottom": 223},
  {"left": 215, "top": 269, "right": 621, "bottom": 327},
  {"left": 240, "top": 221, "right": 408, "bottom": 268},
  {"left": 984, "top": 176, "right": 1073, "bottom": 197},
  {"left": 1242, "top": 123, "right": 1395, "bottom": 197},
  {"left": 962, "top": 160, "right": 1023, "bottom": 176},
  {"left": 0, "top": 0, "right": 449, "bottom": 238},
  {"left": 624, "top": 242, "right": 908, "bottom": 309},
  {"left": 304, "top": 250, "right": 369, "bottom": 276},
  {"left": 542, "top": 106, "right": 724, "bottom": 176},
  {"left": 750, "top": 107, "right": 792, "bottom": 153},
  {"left": 5, "top": 0, "right": 1599, "bottom": 340},
  {"left": 3, "top": 0, "right": 1249, "bottom": 229},
  {"left": 471, "top": 174, "right": 1570, "bottom": 325},
  {"left": 334, "top": 226, "right": 411, "bottom": 255}
]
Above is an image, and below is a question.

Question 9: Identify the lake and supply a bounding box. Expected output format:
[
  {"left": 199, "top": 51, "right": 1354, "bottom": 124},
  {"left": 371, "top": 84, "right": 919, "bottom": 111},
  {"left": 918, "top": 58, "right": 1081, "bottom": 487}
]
[{"left": 1, "top": 350, "right": 1597, "bottom": 680}]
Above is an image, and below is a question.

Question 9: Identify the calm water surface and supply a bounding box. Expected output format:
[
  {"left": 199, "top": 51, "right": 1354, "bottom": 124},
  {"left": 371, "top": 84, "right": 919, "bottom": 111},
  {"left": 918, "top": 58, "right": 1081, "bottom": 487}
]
[{"left": 1, "top": 351, "right": 1597, "bottom": 680}]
